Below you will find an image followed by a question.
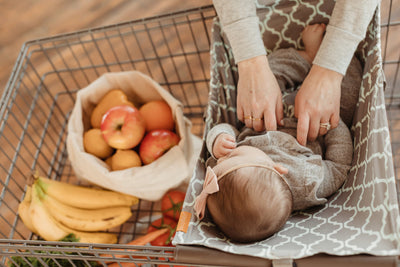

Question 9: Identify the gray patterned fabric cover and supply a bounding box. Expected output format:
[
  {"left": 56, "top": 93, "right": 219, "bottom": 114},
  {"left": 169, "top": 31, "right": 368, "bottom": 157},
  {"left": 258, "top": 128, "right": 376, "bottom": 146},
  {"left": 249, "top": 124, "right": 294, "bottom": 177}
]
[{"left": 174, "top": 0, "right": 400, "bottom": 259}]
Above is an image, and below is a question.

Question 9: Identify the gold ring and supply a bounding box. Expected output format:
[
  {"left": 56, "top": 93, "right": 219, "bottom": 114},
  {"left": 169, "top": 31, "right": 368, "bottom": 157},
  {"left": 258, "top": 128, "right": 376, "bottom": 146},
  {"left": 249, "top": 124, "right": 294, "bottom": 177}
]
[
  {"left": 244, "top": 116, "right": 253, "bottom": 120},
  {"left": 252, "top": 117, "right": 263, "bottom": 121},
  {"left": 320, "top": 122, "right": 331, "bottom": 130}
]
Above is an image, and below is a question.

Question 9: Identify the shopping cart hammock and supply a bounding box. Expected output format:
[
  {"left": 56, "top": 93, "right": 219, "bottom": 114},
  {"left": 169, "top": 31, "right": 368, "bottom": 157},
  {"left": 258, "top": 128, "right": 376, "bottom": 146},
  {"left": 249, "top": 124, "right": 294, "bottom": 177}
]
[{"left": 174, "top": 0, "right": 400, "bottom": 259}]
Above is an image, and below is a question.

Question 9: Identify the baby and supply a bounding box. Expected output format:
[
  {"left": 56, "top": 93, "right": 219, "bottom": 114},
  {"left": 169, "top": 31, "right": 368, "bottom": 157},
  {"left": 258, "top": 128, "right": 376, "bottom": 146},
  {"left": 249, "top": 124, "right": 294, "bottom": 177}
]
[{"left": 194, "top": 24, "right": 356, "bottom": 243}]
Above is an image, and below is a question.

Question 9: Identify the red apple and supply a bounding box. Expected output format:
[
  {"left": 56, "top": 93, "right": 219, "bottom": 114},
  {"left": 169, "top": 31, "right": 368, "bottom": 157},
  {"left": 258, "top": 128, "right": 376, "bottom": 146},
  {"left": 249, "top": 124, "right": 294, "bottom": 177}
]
[
  {"left": 139, "top": 129, "right": 180, "bottom": 165},
  {"left": 101, "top": 105, "right": 145, "bottom": 149}
]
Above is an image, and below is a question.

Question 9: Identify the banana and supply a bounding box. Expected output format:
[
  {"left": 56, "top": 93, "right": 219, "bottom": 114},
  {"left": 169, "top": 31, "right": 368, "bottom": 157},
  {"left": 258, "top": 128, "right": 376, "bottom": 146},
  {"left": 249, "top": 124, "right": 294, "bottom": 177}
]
[
  {"left": 29, "top": 183, "right": 69, "bottom": 241},
  {"left": 57, "top": 223, "right": 118, "bottom": 244},
  {"left": 18, "top": 186, "right": 38, "bottom": 235},
  {"left": 30, "top": 184, "right": 118, "bottom": 244},
  {"left": 34, "top": 175, "right": 139, "bottom": 209},
  {"left": 42, "top": 194, "right": 132, "bottom": 232}
]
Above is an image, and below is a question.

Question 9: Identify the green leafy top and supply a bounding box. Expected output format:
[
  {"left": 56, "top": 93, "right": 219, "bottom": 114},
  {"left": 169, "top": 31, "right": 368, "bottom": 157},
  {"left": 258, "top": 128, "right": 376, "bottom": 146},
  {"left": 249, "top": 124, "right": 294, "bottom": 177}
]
[{"left": 8, "top": 234, "right": 99, "bottom": 267}]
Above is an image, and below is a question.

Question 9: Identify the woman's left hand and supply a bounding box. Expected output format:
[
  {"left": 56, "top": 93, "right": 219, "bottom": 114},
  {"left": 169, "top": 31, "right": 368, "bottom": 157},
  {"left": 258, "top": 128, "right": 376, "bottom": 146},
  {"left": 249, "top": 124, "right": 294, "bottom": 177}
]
[{"left": 294, "top": 65, "right": 343, "bottom": 146}]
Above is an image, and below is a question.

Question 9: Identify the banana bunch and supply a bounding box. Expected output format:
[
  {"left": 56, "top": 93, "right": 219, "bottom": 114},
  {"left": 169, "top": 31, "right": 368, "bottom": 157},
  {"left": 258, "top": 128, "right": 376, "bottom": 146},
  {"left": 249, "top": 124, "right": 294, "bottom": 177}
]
[{"left": 18, "top": 174, "right": 139, "bottom": 244}]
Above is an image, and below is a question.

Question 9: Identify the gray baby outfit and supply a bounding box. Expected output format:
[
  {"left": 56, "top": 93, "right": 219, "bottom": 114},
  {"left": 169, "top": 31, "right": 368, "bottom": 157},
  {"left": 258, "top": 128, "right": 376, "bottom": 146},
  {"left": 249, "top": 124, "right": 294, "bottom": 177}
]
[{"left": 206, "top": 48, "right": 362, "bottom": 210}]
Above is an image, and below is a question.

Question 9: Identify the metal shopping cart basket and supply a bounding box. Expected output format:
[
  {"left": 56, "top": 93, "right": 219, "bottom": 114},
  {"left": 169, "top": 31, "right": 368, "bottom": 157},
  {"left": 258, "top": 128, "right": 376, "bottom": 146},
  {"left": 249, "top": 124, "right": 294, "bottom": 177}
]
[{"left": 0, "top": 2, "right": 399, "bottom": 267}]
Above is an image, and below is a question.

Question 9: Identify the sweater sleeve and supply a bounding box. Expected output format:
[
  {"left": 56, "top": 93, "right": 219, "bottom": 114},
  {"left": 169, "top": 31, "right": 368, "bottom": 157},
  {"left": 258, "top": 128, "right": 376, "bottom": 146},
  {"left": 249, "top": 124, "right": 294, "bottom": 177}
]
[
  {"left": 206, "top": 123, "right": 239, "bottom": 158},
  {"left": 212, "top": 0, "right": 266, "bottom": 63},
  {"left": 313, "top": 0, "right": 380, "bottom": 75},
  {"left": 316, "top": 119, "right": 353, "bottom": 198}
]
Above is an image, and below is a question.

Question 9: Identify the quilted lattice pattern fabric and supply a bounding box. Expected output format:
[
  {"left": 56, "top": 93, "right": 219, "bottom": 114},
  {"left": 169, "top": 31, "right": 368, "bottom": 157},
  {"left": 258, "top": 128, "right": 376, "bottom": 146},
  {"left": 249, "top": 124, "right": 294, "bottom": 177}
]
[{"left": 174, "top": 0, "right": 400, "bottom": 259}]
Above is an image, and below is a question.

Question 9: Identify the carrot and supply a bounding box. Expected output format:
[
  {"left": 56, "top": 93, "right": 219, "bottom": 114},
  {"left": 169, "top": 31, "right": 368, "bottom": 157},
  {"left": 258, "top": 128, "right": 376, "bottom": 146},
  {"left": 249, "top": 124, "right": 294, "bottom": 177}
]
[
  {"left": 101, "top": 228, "right": 169, "bottom": 263},
  {"left": 126, "top": 228, "right": 169, "bottom": 246}
]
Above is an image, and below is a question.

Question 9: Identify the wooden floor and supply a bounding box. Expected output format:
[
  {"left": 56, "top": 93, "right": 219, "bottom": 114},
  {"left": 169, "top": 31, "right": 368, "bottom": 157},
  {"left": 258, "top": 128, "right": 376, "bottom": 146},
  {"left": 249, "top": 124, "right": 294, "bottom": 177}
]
[{"left": 0, "top": 0, "right": 212, "bottom": 94}]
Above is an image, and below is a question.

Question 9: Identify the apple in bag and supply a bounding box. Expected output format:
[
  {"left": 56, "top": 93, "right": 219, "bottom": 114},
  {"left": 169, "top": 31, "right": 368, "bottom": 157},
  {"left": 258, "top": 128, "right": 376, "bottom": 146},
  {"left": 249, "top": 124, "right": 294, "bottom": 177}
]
[
  {"left": 139, "top": 129, "right": 180, "bottom": 165},
  {"left": 101, "top": 105, "right": 145, "bottom": 150}
]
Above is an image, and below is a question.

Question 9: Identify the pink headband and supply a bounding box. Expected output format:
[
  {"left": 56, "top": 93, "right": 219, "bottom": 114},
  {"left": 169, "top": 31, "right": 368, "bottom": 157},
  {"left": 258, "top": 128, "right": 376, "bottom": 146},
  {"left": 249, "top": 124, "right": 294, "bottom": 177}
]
[{"left": 194, "top": 163, "right": 284, "bottom": 220}]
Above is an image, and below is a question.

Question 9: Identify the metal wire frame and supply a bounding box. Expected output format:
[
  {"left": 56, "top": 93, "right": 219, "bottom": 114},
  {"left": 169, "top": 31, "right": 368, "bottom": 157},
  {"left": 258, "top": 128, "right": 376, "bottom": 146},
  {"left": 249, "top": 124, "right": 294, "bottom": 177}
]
[
  {"left": 1, "top": 240, "right": 173, "bottom": 267},
  {"left": 0, "top": 239, "right": 225, "bottom": 267},
  {"left": 0, "top": 5, "right": 216, "bottom": 266},
  {"left": 380, "top": 0, "right": 400, "bottom": 196},
  {"left": 0, "top": 1, "right": 398, "bottom": 266},
  {"left": 381, "top": 0, "right": 400, "bottom": 107}
]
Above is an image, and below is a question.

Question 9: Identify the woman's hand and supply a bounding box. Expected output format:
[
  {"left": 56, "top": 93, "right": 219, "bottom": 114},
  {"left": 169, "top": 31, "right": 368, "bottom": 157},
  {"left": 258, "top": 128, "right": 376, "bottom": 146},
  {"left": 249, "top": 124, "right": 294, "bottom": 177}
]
[
  {"left": 213, "top": 133, "right": 236, "bottom": 159},
  {"left": 294, "top": 65, "right": 343, "bottom": 146},
  {"left": 237, "top": 55, "right": 284, "bottom": 132}
]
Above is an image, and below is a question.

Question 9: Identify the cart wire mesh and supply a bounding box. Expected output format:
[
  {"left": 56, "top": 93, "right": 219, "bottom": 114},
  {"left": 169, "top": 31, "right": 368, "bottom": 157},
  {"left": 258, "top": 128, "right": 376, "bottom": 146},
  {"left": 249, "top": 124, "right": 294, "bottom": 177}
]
[
  {"left": 0, "top": 5, "right": 216, "bottom": 266},
  {"left": 0, "top": 2, "right": 399, "bottom": 267},
  {"left": 381, "top": 1, "right": 400, "bottom": 198}
]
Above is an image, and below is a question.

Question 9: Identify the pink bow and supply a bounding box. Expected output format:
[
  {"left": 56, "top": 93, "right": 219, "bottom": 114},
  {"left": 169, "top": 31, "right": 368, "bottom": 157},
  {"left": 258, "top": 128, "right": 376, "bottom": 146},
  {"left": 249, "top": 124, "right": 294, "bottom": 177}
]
[{"left": 194, "top": 166, "right": 220, "bottom": 220}]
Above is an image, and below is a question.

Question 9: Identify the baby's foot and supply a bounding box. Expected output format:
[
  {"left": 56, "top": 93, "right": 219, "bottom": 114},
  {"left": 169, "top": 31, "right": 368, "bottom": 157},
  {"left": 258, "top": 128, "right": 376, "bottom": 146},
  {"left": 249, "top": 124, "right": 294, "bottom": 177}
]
[{"left": 298, "top": 24, "right": 326, "bottom": 64}]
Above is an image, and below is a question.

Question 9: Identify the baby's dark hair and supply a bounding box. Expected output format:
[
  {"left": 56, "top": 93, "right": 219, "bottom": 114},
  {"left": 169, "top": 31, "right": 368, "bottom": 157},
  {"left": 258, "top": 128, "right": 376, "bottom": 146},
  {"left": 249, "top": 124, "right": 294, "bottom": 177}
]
[{"left": 206, "top": 166, "right": 293, "bottom": 243}]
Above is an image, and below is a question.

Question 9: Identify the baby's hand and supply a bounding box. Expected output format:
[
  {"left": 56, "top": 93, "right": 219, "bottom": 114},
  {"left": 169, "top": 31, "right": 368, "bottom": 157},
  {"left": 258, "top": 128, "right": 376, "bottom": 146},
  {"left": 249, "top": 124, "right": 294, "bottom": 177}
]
[{"left": 213, "top": 133, "right": 236, "bottom": 158}]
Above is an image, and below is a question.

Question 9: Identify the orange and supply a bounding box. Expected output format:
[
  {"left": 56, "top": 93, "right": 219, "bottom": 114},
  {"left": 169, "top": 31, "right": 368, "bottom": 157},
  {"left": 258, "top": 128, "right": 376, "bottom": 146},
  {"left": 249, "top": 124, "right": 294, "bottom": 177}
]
[{"left": 139, "top": 100, "right": 175, "bottom": 132}]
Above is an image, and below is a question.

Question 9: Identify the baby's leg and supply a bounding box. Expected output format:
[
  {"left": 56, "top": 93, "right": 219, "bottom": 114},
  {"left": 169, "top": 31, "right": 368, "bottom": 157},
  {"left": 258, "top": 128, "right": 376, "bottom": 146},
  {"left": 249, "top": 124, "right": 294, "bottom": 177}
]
[{"left": 297, "top": 24, "right": 326, "bottom": 64}]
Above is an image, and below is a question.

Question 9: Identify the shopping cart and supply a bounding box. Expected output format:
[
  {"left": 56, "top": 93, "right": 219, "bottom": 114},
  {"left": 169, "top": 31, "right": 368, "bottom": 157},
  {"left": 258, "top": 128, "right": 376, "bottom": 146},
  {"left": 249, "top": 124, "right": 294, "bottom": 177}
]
[{"left": 0, "top": 2, "right": 399, "bottom": 267}]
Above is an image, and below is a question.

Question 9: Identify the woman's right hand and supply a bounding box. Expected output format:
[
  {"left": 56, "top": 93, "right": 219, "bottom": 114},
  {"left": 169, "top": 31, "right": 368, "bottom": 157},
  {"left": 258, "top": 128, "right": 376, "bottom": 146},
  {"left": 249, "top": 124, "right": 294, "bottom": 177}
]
[{"left": 237, "top": 55, "right": 284, "bottom": 132}]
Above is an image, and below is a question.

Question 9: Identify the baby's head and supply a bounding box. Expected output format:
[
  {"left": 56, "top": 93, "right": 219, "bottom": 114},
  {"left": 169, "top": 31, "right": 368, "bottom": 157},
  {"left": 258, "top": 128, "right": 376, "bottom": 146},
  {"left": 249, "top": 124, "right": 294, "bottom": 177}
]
[
  {"left": 207, "top": 166, "right": 292, "bottom": 242},
  {"left": 195, "top": 146, "right": 293, "bottom": 243}
]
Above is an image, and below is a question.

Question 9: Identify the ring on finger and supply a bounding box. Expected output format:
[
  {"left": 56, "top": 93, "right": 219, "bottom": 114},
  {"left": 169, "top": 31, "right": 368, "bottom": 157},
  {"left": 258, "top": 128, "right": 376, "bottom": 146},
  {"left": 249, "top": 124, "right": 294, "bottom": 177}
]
[
  {"left": 252, "top": 117, "right": 263, "bottom": 121},
  {"left": 244, "top": 116, "right": 253, "bottom": 120},
  {"left": 320, "top": 122, "right": 331, "bottom": 131}
]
